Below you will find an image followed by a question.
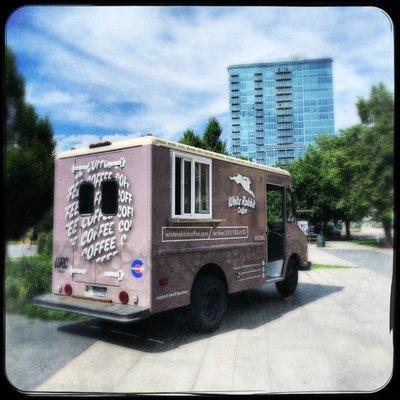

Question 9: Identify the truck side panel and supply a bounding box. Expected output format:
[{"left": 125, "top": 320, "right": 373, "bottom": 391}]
[{"left": 150, "top": 145, "right": 275, "bottom": 314}]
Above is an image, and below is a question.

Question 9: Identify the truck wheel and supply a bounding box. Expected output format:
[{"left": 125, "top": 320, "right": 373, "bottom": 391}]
[
  {"left": 276, "top": 257, "right": 298, "bottom": 299},
  {"left": 188, "top": 276, "right": 227, "bottom": 333}
]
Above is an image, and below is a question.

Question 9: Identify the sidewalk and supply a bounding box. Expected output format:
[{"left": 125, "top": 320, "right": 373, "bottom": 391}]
[
  {"left": 309, "top": 240, "right": 392, "bottom": 252},
  {"left": 308, "top": 240, "right": 393, "bottom": 279},
  {"left": 34, "top": 248, "right": 393, "bottom": 393}
]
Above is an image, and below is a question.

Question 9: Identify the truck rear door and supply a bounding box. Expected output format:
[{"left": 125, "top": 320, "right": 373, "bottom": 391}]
[
  {"left": 70, "top": 154, "right": 98, "bottom": 284},
  {"left": 70, "top": 150, "right": 132, "bottom": 288},
  {"left": 93, "top": 151, "right": 131, "bottom": 287}
]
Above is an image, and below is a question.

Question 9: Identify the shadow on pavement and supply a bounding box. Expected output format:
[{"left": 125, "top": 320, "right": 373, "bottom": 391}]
[{"left": 59, "top": 281, "right": 343, "bottom": 353}]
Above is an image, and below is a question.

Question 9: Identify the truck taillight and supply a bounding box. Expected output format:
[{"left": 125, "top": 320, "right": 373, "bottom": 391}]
[
  {"left": 159, "top": 278, "right": 168, "bottom": 287},
  {"left": 119, "top": 291, "right": 129, "bottom": 305},
  {"left": 64, "top": 284, "right": 72, "bottom": 296}
]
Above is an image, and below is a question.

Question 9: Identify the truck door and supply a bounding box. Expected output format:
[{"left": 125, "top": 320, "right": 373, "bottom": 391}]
[
  {"left": 266, "top": 184, "right": 285, "bottom": 278},
  {"left": 68, "top": 151, "right": 132, "bottom": 288},
  {"left": 93, "top": 151, "right": 129, "bottom": 287},
  {"left": 71, "top": 154, "right": 98, "bottom": 284}
]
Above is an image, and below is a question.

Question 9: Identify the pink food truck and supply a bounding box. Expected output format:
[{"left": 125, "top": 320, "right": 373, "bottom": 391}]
[{"left": 34, "top": 135, "right": 310, "bottom": 332}]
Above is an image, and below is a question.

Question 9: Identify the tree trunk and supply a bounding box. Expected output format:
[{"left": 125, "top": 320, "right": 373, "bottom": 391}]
[
  {"left": 382, "top": 220, "right": 392, "bottom": 247},
  {"left": 345, "top": 219, "right": 351, "bottom": 240}
]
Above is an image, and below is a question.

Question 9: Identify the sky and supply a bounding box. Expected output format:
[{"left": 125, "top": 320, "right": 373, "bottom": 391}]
[{"left": 6, "top": 6, "right": 394, "bottom": 153}]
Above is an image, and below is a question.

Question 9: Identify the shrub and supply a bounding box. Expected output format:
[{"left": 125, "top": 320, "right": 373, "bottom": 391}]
[
  {"left": 37, "top": 231, "right": 53, "bottom": 257},
  {"left": 5, "top": 255, "right": 85, "bottom": 320},
  {"left": 37, "top": 208, "right": 53, "bottom": 232}
]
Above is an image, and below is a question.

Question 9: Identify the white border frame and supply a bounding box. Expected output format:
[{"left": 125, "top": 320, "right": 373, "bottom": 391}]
[{"left": 171, "top": 150, "right": 213, "bottom": 220}]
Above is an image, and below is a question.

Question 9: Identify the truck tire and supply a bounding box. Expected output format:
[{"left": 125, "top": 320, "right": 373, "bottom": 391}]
[
  {"left": 276, "top": 257, "right": 298, "bottom": 299},
  {"left": 188, "top": 276, "right": 227, "bottom": 333}
]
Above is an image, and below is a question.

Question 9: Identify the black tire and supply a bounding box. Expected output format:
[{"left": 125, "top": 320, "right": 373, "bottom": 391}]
[
  {"left": 276, "top": 257, "right": 298, "bottom": 299},
  {"left": 187, "top": 276, "right": 227, "bottom": 333}
]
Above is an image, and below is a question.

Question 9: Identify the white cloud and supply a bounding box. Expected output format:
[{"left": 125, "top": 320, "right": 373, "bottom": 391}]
[
  {"left": 7, "top": 5, "right": 394, "bottom": 150},
  {"left": 26, "top": 85, "right": 82, "bottom": 107}
]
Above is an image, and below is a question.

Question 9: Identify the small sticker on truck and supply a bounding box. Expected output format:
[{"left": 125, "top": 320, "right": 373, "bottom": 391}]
[
  {"left": 54, "top": 257, "right": 68, "bottom": 270},
  {"left": 131, "top": 259, "right": 144, "bottom": 279}
]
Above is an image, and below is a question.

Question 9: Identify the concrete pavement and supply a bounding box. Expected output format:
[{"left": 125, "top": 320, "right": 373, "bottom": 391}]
[
  {"left": 6, "top": 241, "right": 393, "bottom": 394},
  {"left": 308, "top": 241, "right": 393, "bottom": 278}
]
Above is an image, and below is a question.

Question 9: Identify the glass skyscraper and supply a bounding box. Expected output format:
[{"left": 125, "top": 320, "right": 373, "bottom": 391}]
[{"left": 228, "top": 58, "right": 334, "bottom": 165}]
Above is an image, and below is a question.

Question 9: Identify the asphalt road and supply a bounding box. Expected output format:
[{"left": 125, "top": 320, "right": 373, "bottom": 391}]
[
  {"left": 5, "top": 314, "right": 96, "bottom": 391},
  {"left": 5, "top": 241, "right": 394, "bottom": 393}
]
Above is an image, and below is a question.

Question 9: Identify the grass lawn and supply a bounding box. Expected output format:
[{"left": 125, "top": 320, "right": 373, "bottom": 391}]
[
  {"left": 350, "top": 238, "right": 388, "bottom": 248},
  {"left": 5, "top": 255, "right": 87, "bottom": 321},
  {"left": 7, "top": 240, "right": 26, "bottom": 245},
  {"left": 312, "top": 263, "right": 354, "bottom": 269}
]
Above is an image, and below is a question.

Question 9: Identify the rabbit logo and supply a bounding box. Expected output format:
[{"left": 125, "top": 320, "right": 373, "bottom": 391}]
[{"left": 229, "top": 173, "right": 255, "bottom": 197}]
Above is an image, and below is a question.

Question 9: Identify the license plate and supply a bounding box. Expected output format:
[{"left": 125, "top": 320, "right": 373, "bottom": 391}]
[{"left": 86, "top": 285, "right": 107, "bottom": 298}]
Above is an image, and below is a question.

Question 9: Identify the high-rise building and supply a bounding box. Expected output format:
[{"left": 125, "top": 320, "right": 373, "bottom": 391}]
[{"left": 228, "top": 57, "right": 334, "bottom": 165}]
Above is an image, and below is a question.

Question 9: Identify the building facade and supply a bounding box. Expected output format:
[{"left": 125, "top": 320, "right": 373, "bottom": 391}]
[{"left": 228, "top": 58, "right": 334, "bottom": 165}]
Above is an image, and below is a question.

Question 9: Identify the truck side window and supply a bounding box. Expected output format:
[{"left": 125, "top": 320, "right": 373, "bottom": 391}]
[
  {"left": 184, "top": 160, "right": 192, "bottom": 214},
  {"left": 195, "top": 162, "right": 210, "bottom": 214},
  {"left": 175, "top": 157, "right": 182, "bottom": 215},
  {"left": 101, "top": 179, "right": 118, "bottom": 215},
  {"left": 173, "top": 152, "right": 212, "bottom": 218},
  {"left": 78, "top": 181, "right": 94, "bottom": 215}
]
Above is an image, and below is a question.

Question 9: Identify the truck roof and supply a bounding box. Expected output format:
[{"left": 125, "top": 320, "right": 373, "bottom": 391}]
[{"left": 57, "top": 135, "right": 290, "bottom": 176}]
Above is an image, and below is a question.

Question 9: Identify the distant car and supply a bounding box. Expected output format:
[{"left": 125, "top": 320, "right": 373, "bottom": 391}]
[
  {"left": 309, "top": 224, "right": 341, "bottom": 239},
  {"left": 326, "top": 225, "right": 341, "bottom": 239}
]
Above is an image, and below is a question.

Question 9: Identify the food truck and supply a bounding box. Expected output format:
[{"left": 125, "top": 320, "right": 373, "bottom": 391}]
[{"left": 34, "top": 135, "right": 310, "bottom": 332}]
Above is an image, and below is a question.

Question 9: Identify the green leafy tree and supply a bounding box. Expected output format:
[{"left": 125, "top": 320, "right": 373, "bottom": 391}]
[
  {"left": 202, "top": 117, "right": 227, "bottom": 154},
  {"left": 179, "top": 128, "right": 204, "bottom": 149},
  {"left": 332, "top": 126, "right": 370, "bottom": 238},
  {"left": 355, "top": 83, "right": 394, "bottom": 245},
  {"left": 178, "top": 117, "right": 227, "bottom": 155},
  {"left": 357, "top": 83, "right": 394, "bottom": 125},
  {"left": 236, "top": 154, "right": 252, "bottom": 162},
  {"left": 289, "top": 131, "right": 372, "bottom": 239},
  {"left": 288, "top": 83, "right": 393, "bottom": 244},
  {"left": 5, "top": 46, "right": 56, "bottom": 239},
  {"left": 288, "top": 137, "right": 341, "bottom": 231},
  {"left": 6, "top": 48, "right": 25, "bottom": 143}
]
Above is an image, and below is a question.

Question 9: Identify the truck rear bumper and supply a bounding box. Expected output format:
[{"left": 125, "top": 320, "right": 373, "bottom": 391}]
[{"left": 34, "top": 294, "right": 151, "bottom": 323}]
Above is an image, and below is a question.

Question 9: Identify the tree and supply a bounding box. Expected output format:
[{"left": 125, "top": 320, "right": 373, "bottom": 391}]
[
  {"left": 287, "top": 137, "right": 341, "bottom": 231},
  {"left": 202, "top": 117, "right": 227, "bottom": 154},
  {"left": 178, "top": 117, "right": 228, "bottom": 155},
  {"left": 355, "top": 83, "right": 394, "bottom": 245},
  {"left": 179, "top": 128, "right": 204, "bottom": 149},
  {"left": 357, "top": 83, "right": 394, "bottom": 125},
  {"left": 236, "top": 154, "right": 252, "bottom": 162},
  {"left": 317, "top": 130, "right": 371, "bottom": 239},
  {"left": 5, "top": 46, "right": 56, "bottom": 239},
  {"left": 6, "top": 47, "right": 25, "bottom": 146},
  {"left": 287, "top": 132, "right": 369, "bottom": 238},
  {"left": 288, "top": 83, "right": 393, "bottom": 245}
]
